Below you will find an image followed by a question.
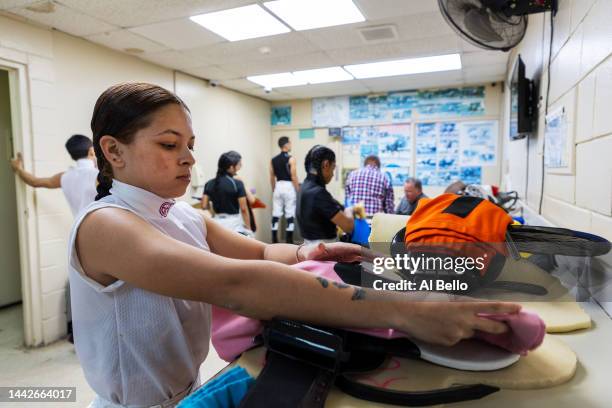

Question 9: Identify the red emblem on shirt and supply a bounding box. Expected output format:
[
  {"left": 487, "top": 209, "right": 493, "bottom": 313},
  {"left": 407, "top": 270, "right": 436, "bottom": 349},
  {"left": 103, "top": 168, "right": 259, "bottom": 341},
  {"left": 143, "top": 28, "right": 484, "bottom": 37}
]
[{"left": 159, "top": 202, "right": 174, "bottom": 217}]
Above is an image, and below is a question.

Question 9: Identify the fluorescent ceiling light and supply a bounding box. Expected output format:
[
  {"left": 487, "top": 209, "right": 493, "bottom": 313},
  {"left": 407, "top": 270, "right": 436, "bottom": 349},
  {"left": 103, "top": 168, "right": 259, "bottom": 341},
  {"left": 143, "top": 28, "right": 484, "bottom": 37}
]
[
  {"left": 247, "top": 72, "right": 307, "bottom": 88},
  {"left": 344, "top": 54, "right": 462, "bottom": 79},
  {"left": 293, "top": 67, "right": 354, "bottom": 84},
  {"left": 190, "top": 4, "right": 290, "bottom": 42},
  {"left": 263, "top": 0, "right": 365, "bottom": 31}
]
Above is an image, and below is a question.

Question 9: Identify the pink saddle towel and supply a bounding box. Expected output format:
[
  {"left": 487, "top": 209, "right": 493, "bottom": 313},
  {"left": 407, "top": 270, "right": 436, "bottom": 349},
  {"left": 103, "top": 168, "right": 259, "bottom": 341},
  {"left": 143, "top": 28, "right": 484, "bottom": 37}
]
[
  {"left": 475, "top": 311, "right": 546, "bottom": 356},
  {"left": 211, "top": 260, "right": 545, "bottom": 361}
]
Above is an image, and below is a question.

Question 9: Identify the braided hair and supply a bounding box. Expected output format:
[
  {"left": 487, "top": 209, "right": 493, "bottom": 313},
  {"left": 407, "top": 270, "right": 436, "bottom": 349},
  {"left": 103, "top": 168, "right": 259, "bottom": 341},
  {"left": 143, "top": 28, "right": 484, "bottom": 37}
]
[
  {"left": 214, "top": 151, "right": 242, "bottom": 190},
  {"left": 304, "top": 145, "right": 335, "bottom": 184},
  {"left": 90, "top": 83, "right": 189, "bottom": 200}
]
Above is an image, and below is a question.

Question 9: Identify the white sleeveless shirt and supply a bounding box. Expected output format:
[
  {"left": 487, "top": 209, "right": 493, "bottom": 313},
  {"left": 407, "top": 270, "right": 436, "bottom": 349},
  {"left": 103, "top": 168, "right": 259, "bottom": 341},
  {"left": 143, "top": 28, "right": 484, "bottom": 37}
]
[
  {"left": 68, "top": 180, "right": 211, "bottom": 407},
  {"left": 60, "top": 158, "right": 98, "bottom": 216}
]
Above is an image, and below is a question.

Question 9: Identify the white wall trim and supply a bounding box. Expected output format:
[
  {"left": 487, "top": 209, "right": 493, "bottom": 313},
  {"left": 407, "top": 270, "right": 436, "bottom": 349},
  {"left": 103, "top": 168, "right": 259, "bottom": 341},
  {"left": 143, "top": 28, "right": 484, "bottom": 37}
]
[{"left": 1, "top": 58, "right": 42, "bottom": 346}]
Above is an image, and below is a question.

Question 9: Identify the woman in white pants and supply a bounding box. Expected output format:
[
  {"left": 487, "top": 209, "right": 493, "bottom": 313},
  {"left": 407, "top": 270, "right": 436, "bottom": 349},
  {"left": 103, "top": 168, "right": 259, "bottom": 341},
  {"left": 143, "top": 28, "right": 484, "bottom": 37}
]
[{"left": 202, "top": 151, "right": 253, "bottom": 237}]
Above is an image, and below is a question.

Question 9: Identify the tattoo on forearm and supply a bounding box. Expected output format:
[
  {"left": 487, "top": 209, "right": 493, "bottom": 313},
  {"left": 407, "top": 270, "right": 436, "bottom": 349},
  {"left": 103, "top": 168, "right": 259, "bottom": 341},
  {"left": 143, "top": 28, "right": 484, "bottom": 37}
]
[
  {"left": 317, "top": 278, "right": 363, "bottom": 301},
  {"left": 351, "top": 288, "right": 366, "bottom": 301}
]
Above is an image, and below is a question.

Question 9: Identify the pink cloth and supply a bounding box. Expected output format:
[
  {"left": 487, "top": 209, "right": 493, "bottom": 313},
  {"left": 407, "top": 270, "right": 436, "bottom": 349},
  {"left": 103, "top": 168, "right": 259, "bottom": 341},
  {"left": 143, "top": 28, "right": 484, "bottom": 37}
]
[
  {"left": 211, "top": 260, "right": 545, "bottom": 361},
  {"left": 475, "top": 311, "right": 546, "bottom": 356}
]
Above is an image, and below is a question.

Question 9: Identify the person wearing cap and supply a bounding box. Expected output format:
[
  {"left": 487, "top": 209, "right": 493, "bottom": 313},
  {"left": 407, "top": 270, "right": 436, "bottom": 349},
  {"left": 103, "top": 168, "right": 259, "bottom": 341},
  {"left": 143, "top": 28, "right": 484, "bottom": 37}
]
[{"left": 269, "top": 136, "right": 299, "bottom": 244}]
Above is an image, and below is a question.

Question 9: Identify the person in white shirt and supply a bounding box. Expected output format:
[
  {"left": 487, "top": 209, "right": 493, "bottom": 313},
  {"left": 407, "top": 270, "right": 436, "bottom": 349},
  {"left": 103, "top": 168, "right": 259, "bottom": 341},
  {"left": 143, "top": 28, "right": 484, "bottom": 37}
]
[
  {"left": 73, "top": 82, "right": 519, "bottom": 408},
  {"left": 11, "top": 134, "right": 98, "bottom": 216},
  {"left": 11, "top": 134, "right": 98, "bottom": 343}
]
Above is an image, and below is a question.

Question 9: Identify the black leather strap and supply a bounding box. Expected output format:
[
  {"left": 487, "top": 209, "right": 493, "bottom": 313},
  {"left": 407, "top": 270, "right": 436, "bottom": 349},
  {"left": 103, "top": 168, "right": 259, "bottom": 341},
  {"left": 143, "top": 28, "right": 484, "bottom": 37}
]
[{"left": 239, "top": 350, "right": 335, "bottom": 408}]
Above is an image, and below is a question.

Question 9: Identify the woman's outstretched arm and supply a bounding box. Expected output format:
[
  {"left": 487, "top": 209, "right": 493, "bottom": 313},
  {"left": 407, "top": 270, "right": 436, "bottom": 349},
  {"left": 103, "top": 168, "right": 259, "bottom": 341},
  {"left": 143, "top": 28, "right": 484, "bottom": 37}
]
[
  {"left": 204, "top": 214, "right": 367, "bottom": 265},
  {"left": 76, "top": 207, "right": 520, "bottom": 346}
]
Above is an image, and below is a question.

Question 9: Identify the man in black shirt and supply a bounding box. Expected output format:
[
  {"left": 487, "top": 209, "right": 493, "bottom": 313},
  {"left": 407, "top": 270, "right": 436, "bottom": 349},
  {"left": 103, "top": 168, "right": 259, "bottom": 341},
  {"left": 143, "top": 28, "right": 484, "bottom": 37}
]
[{"left": 269, "top": 137, "right": 299, "bottom": 243}]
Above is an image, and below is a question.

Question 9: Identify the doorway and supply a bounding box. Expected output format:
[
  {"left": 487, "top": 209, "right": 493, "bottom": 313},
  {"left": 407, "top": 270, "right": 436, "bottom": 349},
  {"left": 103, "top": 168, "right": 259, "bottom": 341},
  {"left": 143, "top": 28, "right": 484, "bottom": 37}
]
[{"left": 0, "top": 69, "right": 22, "bottom": 308}]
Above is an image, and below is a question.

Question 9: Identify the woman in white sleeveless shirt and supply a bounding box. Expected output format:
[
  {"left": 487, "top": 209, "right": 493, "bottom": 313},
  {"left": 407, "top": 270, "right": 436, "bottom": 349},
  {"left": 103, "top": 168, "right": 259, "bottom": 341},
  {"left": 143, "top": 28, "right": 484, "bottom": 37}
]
[{"left": 71, "top": 83, "right": 520, "bottom": 408}]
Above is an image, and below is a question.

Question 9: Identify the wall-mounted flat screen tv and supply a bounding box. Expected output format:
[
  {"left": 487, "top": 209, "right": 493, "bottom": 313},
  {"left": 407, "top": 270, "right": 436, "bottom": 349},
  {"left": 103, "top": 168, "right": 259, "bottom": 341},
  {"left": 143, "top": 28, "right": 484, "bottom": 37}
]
[{"left": 509, "top": 55, "right": 536, "bottom": 140}]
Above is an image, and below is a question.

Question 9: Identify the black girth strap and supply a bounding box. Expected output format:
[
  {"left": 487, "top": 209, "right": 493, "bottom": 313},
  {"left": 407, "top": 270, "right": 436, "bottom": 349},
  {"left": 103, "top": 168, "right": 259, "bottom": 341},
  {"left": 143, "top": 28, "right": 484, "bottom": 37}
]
[
  {"left": 238, "top": 319, "right": 501, "bottom": 407},
  {"left": 240, "top": 320, "right": 345, "bottom": 408},
  {"left": 239, "top": 351, "right": 335, "bottom": 408}
]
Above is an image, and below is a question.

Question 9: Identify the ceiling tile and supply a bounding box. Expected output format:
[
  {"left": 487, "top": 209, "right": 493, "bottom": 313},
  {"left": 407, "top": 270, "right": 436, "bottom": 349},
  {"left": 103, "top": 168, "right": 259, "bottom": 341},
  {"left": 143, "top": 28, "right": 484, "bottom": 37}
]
[
  {"left": 276, "top": 80, "right": 370, "bottom": 99},
  {"left": 461, "top": 51, "right": 509, "bottom": 68},
  {"left": 295, "top": 21, "right": 372, "bottom": 51},
  {"left": 417, "top": 11, "right": 454, "bottom": 37},
  {"left": 300, "top": 13, "right": 456, "bottom": 52},
  {"left": 360, "top": 70, "right": 465, "bottom": 93},
  {"left": 183, "top": 32, "right": 319, "bottom": 65},
  {"left": 7, "top": 1, "right": 117, "bottom": 36},
  {"left": 326, "top": 35, "right": 460, "bottom": 66},
  {"left": 86, "top": 29, "right": 168, "bottom": 53},
  {"left": 219, "top": 78, "right": 261, "bottom": 91},
  {"left": 0, "top": 0, "right": 507, "bottom": 100},
  {"left": 183, "top": 64, "right": 242, "bottom": 80},
  {"left": 217, "top": 51, "right": 335, "bottom": 76},
  {"left": 138, "top": 49, "right": 210, "bottom": 70},
  {"left": 353, "top": 0, "right": 440, "bottom": 21},
  {"left": 129, "top": 18, "right": 225, "bottom": 50},
  {"left": 58, "top": 0, "right": 255, "bottom": 27}
]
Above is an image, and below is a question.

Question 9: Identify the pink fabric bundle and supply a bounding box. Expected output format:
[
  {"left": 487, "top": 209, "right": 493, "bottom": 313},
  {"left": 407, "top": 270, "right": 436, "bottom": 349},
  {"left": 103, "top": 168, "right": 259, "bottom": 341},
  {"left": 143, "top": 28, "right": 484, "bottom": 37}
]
[
  {"left": 475, "top": 311, "right": 546, "bottom": 356},
  {"left": 211, "top": 260, "right": 545, "bottom": 361}
]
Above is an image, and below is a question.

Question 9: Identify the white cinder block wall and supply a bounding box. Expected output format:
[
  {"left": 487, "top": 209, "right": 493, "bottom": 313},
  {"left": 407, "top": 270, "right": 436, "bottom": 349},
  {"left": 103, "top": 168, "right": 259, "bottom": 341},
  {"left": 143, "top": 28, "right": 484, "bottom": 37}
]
[
  {"left": 502, "top": 0, "right": 612, "bottom": 241},
  {"left": 0, "top": 15, "right": 271, "bottom": 345}
]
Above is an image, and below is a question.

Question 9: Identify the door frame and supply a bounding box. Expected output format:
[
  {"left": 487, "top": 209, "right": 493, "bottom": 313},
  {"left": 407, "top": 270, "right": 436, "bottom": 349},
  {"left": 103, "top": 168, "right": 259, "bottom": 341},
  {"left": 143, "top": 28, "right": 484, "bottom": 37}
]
[{"left": 1, "top": 58, "right": 42, "bottom": 346}]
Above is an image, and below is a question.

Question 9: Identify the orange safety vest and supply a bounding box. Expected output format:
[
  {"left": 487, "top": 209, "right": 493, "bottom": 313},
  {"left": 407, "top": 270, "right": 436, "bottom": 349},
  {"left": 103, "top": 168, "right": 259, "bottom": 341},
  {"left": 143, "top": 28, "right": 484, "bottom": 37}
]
[{"left": 404, "top": 194, "right": 513, "bottom": 276}]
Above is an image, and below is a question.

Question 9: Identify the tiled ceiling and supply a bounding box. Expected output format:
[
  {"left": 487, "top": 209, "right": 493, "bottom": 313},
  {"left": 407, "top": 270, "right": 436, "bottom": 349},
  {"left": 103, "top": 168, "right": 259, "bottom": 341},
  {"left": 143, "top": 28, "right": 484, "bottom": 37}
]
[{"left": 1, "top": 0, "right": 509, "bottom": 100}]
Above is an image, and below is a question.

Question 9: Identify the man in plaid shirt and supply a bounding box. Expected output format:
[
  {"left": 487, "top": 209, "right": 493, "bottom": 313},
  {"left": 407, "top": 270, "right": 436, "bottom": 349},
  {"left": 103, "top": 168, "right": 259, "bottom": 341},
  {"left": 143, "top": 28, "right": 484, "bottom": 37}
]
[{"left": 345, "top": 155, "right": 395, "bottom": 216}]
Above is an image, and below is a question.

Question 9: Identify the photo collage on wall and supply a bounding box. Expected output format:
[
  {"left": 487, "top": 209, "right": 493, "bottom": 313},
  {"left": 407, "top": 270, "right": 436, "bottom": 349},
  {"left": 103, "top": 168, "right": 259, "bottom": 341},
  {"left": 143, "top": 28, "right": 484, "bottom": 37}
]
[
  {"left": 415, "top": 120, "right": 498, "bottom": 186},
  {"left": 308, "top": 86, "right": 493, "bottom": 189},
  {"left": 348, "top": 86, "right": 486, "bottom": 124},
  {"left": 342, "top": 124, "right": 411, "bottom": 187}
]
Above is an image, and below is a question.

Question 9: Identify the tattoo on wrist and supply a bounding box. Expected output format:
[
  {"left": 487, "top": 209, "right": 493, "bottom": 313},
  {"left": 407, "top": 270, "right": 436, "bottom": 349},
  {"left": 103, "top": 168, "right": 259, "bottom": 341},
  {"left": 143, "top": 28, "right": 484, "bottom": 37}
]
[
  {"left": 316, "top": 277, "right": 329, "bottom": 288},
  {"left": 351, "top": 288, "right": 366, "bottom": 301}
]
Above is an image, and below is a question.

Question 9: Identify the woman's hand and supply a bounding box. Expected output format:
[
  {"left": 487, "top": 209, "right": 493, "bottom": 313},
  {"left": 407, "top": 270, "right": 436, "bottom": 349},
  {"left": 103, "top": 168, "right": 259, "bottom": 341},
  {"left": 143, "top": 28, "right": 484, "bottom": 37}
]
[
  {"left": 395, "top": 299, "right": 521, "bottom": 346},
  {"left": 299, "top": 242, "right": 375, "bottom": 263}
]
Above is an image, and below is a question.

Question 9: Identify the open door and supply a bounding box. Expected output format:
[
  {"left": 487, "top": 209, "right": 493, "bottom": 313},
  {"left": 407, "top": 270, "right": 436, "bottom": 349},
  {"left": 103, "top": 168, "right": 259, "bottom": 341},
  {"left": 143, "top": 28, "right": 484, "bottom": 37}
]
[{"left": 0, "top": 69, "right": 22, "bottom": 308}]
